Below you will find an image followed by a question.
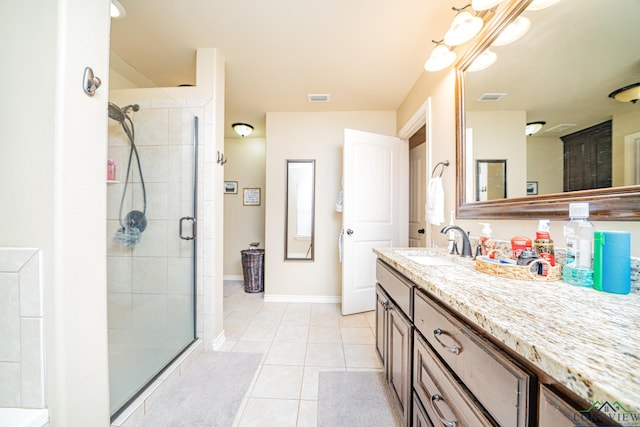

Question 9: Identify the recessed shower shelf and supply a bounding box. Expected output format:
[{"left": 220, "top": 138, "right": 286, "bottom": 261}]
[{"left": 107, "top": 180, "right": 120, "bottom": 184}]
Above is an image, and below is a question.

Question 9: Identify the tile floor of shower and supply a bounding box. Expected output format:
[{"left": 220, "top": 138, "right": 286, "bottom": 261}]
[{"left": 218, "top": 280, "right": 384, "bottom": 426}]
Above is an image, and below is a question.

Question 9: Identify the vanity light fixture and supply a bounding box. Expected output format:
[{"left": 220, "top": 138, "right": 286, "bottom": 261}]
[
  {"left": 424, "top": 41, "right": 457, "bottom": 72},
  {"left": 525, "top": 121, "right": 546, "bottom": 136},
  {"left": 444, "top": 5, "right": 484, "bottom": 46},
  {"left": 492, "top": 16, "right": 531, "bottom": 46},
  {"left": 232, "top": 123, "right": 254, "bottom": 137},
  {"left": 608, "top": 82, "right": 640, "bottom": 104},
  {"left": 526, "top": 0, "right": 560, "bottom": 11},
  {"left": 111, "top": 0, "right": 126, "bottom": 19},
  {"left": 467, "top": 49, "right": 497, "bottom": 72},
  {"left": 471, "top": 0, "right": 503, "bottom": 11}
]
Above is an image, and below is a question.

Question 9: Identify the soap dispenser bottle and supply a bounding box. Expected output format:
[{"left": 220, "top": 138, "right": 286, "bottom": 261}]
[{"left": 479, "top": 223, "right": 496, "bottom": 258}]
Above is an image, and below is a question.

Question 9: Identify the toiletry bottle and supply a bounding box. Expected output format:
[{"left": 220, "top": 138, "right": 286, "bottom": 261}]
[
  {"left": 107, "top": 159, "right": 116, "bottom": 181},
  {"left": 534, "top": 229, "right": 555, "bottom": 276},
  {"left": 511, "top": 236, "right": 532, "bottom": 260},
  {"left": 563, "top": 202, "right": 595, "bottom": 287},
  {"left": 479, "top": 223, "right": 496, "bottom": 258},
  {"left": 447, "top": 210, "right": 456, "bottom": 253}
]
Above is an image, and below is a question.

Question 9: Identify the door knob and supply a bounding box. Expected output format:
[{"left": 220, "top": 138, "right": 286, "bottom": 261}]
[
  {"left": 346, "top": 229, "right": 354, "bottom": 236},
  {"left": 418, "top": 229, "right": 425, "bottom": 234}
]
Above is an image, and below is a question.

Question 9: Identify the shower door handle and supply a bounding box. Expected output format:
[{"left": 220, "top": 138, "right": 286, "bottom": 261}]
[{"left": 179, "top": 216, "right": 197, "bottom": 240}]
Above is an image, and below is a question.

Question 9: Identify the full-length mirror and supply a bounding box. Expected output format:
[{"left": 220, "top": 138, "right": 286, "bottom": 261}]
[
  {"left": 457, "top": 0, "right": 640, "bottom": 220},
  {"left": 285, "top": 160, "right": 316, "bottom": 260}
]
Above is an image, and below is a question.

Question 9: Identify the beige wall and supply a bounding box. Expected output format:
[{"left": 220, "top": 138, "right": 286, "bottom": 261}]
[
  {"left": 264, "top": 112, "right": 396, "bottom": 300},
  {"left": 223, "top": 138, "right": 266, "bottom": 277},
  {"left": 397, "top": 70, "right": 640, "bottom": 257},
  {"left": 527, "top": 136, "right": 564, "bottom": 195},
  {"left": 467, "top": 110, "right": 527, "bottom": 199}
]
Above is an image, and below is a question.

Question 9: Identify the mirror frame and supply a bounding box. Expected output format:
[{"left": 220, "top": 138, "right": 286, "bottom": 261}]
[
  {"left": 284, "top": 159, "right": 316, "bottom": 261},
  {"left": 455, "top": 0, "right": 640, "bottom": 221}
]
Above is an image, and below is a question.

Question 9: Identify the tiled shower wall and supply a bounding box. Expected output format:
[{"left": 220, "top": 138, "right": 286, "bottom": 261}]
[{"left": 0, "top": 248, "right": 45, "bottom": 408}]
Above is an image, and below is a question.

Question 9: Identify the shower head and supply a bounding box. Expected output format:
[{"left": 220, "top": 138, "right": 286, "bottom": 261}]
[
  {"left": 108, "top": 102, "right": 126, "bottom": 123},
  {"left": 108, "top": 102, "right": 140, "bottom": 123}
]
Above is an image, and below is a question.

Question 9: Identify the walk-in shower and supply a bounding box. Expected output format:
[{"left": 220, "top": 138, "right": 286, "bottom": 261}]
[
  {"left": 108, "top": 102, "right": 147, "bottom": 248},
  {"left": 107, "top": 103, "right": 198, "bottom": 418}
]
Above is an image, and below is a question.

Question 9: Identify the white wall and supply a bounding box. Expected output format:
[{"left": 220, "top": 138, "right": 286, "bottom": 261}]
[
  {"left": 264, "top": 112, "right": 396, "bottom": 300},
  {"left": 223, "top": 138, "right": 266, "bottom": 277},
  {"left": 1, "top": 0, "right": 112, "bottom": 425}
]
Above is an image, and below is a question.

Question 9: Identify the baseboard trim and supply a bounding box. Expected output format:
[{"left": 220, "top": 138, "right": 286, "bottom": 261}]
[
  {"left": 211, "top": 331, "right": 226, "bottom": 351},
  {"left": 263, "top": 294, "right": 341, "bottom": 304},
  {"left": 223, "top": 275, "right": 243, "bottom": 281}
]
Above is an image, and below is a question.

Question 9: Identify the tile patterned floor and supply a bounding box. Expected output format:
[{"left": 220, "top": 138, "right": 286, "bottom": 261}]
[{"left": 219, "top": 281, "right": 383, "bottom": 427}]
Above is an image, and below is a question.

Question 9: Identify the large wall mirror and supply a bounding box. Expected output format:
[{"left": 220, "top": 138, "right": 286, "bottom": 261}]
[
  {"left": 285, "top": 160, "right": 316, "bottom": 260},
  {"left": 456, "top": 0, "right": 640, "bottom": 220}
]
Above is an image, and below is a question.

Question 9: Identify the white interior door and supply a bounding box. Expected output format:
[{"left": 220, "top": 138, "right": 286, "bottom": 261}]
[
  {"left": 409, "top": 144, "right": 426, "bottom": 247},
  {"left": 342, "top": 129, "right": 408, "bottom": 315}
]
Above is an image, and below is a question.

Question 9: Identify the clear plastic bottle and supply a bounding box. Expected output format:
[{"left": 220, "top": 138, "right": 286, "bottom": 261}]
[{"left": 562, "top": 202, "right": 594, "bottom": 287}]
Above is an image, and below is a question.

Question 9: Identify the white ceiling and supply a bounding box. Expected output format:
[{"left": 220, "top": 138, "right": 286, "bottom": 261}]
[{"left": 109, "top": 0, "right": 453, "bottom": 138}]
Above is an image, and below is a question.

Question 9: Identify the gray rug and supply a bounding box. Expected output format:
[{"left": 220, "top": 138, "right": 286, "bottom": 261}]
[
  {"left": 317, "top": 371, "right": 403, "bottom": 427},
  {"left": 135, "top": 351, "right": 262, "bottom": 427}
]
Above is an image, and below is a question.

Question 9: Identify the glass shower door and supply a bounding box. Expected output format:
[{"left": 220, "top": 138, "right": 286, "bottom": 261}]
[{"left": 107, "top": 106, "right": 198, "bottom": 416}]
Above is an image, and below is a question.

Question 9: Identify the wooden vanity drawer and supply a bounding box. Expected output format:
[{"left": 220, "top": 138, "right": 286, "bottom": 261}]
[
  {"left": 414, "top": 289, "right": 531, "bottom": 427},
  {"left": 376, "top": 259, "right": 414, "bottom": 319},
  {"left": 413, "top": 332, "right": 496, "bottom": 426}
]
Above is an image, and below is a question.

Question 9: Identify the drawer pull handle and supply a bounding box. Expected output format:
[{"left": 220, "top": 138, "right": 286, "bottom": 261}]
[
  {"left": 433, "top": 328, "right": 462, "bottom": 355},
  {"left": 430, "top": 394, "right": 457, "bottom": 427}
]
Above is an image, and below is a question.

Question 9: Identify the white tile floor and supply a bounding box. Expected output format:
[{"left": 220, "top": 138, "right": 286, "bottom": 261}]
[{"left": 219, "top": 281, "right": 384, "bottom": 427}]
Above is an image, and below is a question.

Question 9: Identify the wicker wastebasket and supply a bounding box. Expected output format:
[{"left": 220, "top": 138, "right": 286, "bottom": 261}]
[{"left": 241, "top": 249, "right": 265, "bottom": 293}]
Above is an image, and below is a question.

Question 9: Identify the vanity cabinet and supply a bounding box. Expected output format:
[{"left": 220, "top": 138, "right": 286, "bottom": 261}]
[
  {"left": 414, "top": 289, "right": 532, "bottom": 426},
  {"left": 538, "top": 385, "right": 597, "bottom": 427},
  {"left": 376, "top": 261, "right": 414, "bottom": 427}
]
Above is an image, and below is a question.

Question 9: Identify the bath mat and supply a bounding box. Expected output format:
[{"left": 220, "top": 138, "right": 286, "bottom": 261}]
[
  {"left": 134, "top": 351, "right": 261, "bottom": 427},
  {"left": 317, "top": 371, "right": 402, "bottom": 427}
]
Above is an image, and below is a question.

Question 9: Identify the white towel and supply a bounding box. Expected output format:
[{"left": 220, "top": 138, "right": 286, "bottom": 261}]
[
  {"left": 426, "top": 176, "right": 445, "bottom": 225},
  {"left": 335, "top": 189, "right": 343, "bottom": 212}
]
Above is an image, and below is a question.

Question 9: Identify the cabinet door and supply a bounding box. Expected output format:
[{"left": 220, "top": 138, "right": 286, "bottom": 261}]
[
  {"left": 539, "top": 385, "right": 597, "bottom": 427},
  {"left": 375, "top": 284, "right": 388, "bottom": 366},
  {"left": 388, "top": 302, "right": 413, "bottom": 426}
]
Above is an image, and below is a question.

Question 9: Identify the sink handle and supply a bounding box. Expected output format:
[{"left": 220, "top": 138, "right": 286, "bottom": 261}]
[
  {"left": 430, "top": 394, "right": 457, "bottom": 427},
  {"left": 433, "top": 328, "right": 462, "bottom": 355}
]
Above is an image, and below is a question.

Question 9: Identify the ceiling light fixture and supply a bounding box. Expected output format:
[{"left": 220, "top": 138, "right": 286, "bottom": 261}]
[
  {"left": 424, "top": 41, "right": 457, "bottom": 72},
  {"left": 444, "top": 5, "right": 484, "bottom": 46},
  {"left": 608, "top": 82, "right": 640, "bottom": 104},
  {"left": 492, "top": 16, "right": 531, "bottom": 46},
  {"left": 111, "top": 0, "right": 126, "bottom": 19},
  {"left": 526, "top": 121, "right": 546, "bottom": 136},
  {"left": 232, "top": 123, "right": 254, "bottom": 137},
  {"left": 467, "top": 49, "right": 497, "bottom": 72},
  {"left": 526, "top": 0, "right": 560, "bottom": 11},
  {"left": 471, "top": 0, "right": 503, "bottom": 11}
]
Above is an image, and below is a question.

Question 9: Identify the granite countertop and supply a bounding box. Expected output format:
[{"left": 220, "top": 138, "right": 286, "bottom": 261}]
[{"left": 374, "top": 247, "right": 640, "bottom": 413}]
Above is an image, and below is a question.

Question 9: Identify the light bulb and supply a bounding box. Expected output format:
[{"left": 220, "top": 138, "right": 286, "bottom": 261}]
[
  {"left": 444, "top": 11, "right": 484, "bottom": 46},
  {"left": 424, "top": 45, "right": 457, "bottom": 72}
]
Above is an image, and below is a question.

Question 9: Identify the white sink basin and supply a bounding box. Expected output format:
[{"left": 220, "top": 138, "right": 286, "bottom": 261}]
[{"left": 405, "top": 255, "right": 454, "bottom": 266}]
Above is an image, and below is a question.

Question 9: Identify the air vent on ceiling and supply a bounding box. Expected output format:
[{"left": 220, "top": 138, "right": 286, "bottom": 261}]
[
  {"left": 545, "top": 123, "right": 577, "bottom": 133},
  {"left": 477, "top": 92, "right": 507, "bottom": 101},
  {"left": 308, "top": 93, "right": 331, "bottom": 103}
]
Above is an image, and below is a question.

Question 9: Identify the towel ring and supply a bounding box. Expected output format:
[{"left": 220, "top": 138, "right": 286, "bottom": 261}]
[{"left": 431, "top": 160, "right": 450, "bottom": 178}]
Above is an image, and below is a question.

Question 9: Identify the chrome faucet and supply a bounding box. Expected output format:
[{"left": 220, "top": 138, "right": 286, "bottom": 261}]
[{"left": 440, "top": 225, "right": 473, "bottom": 258}]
